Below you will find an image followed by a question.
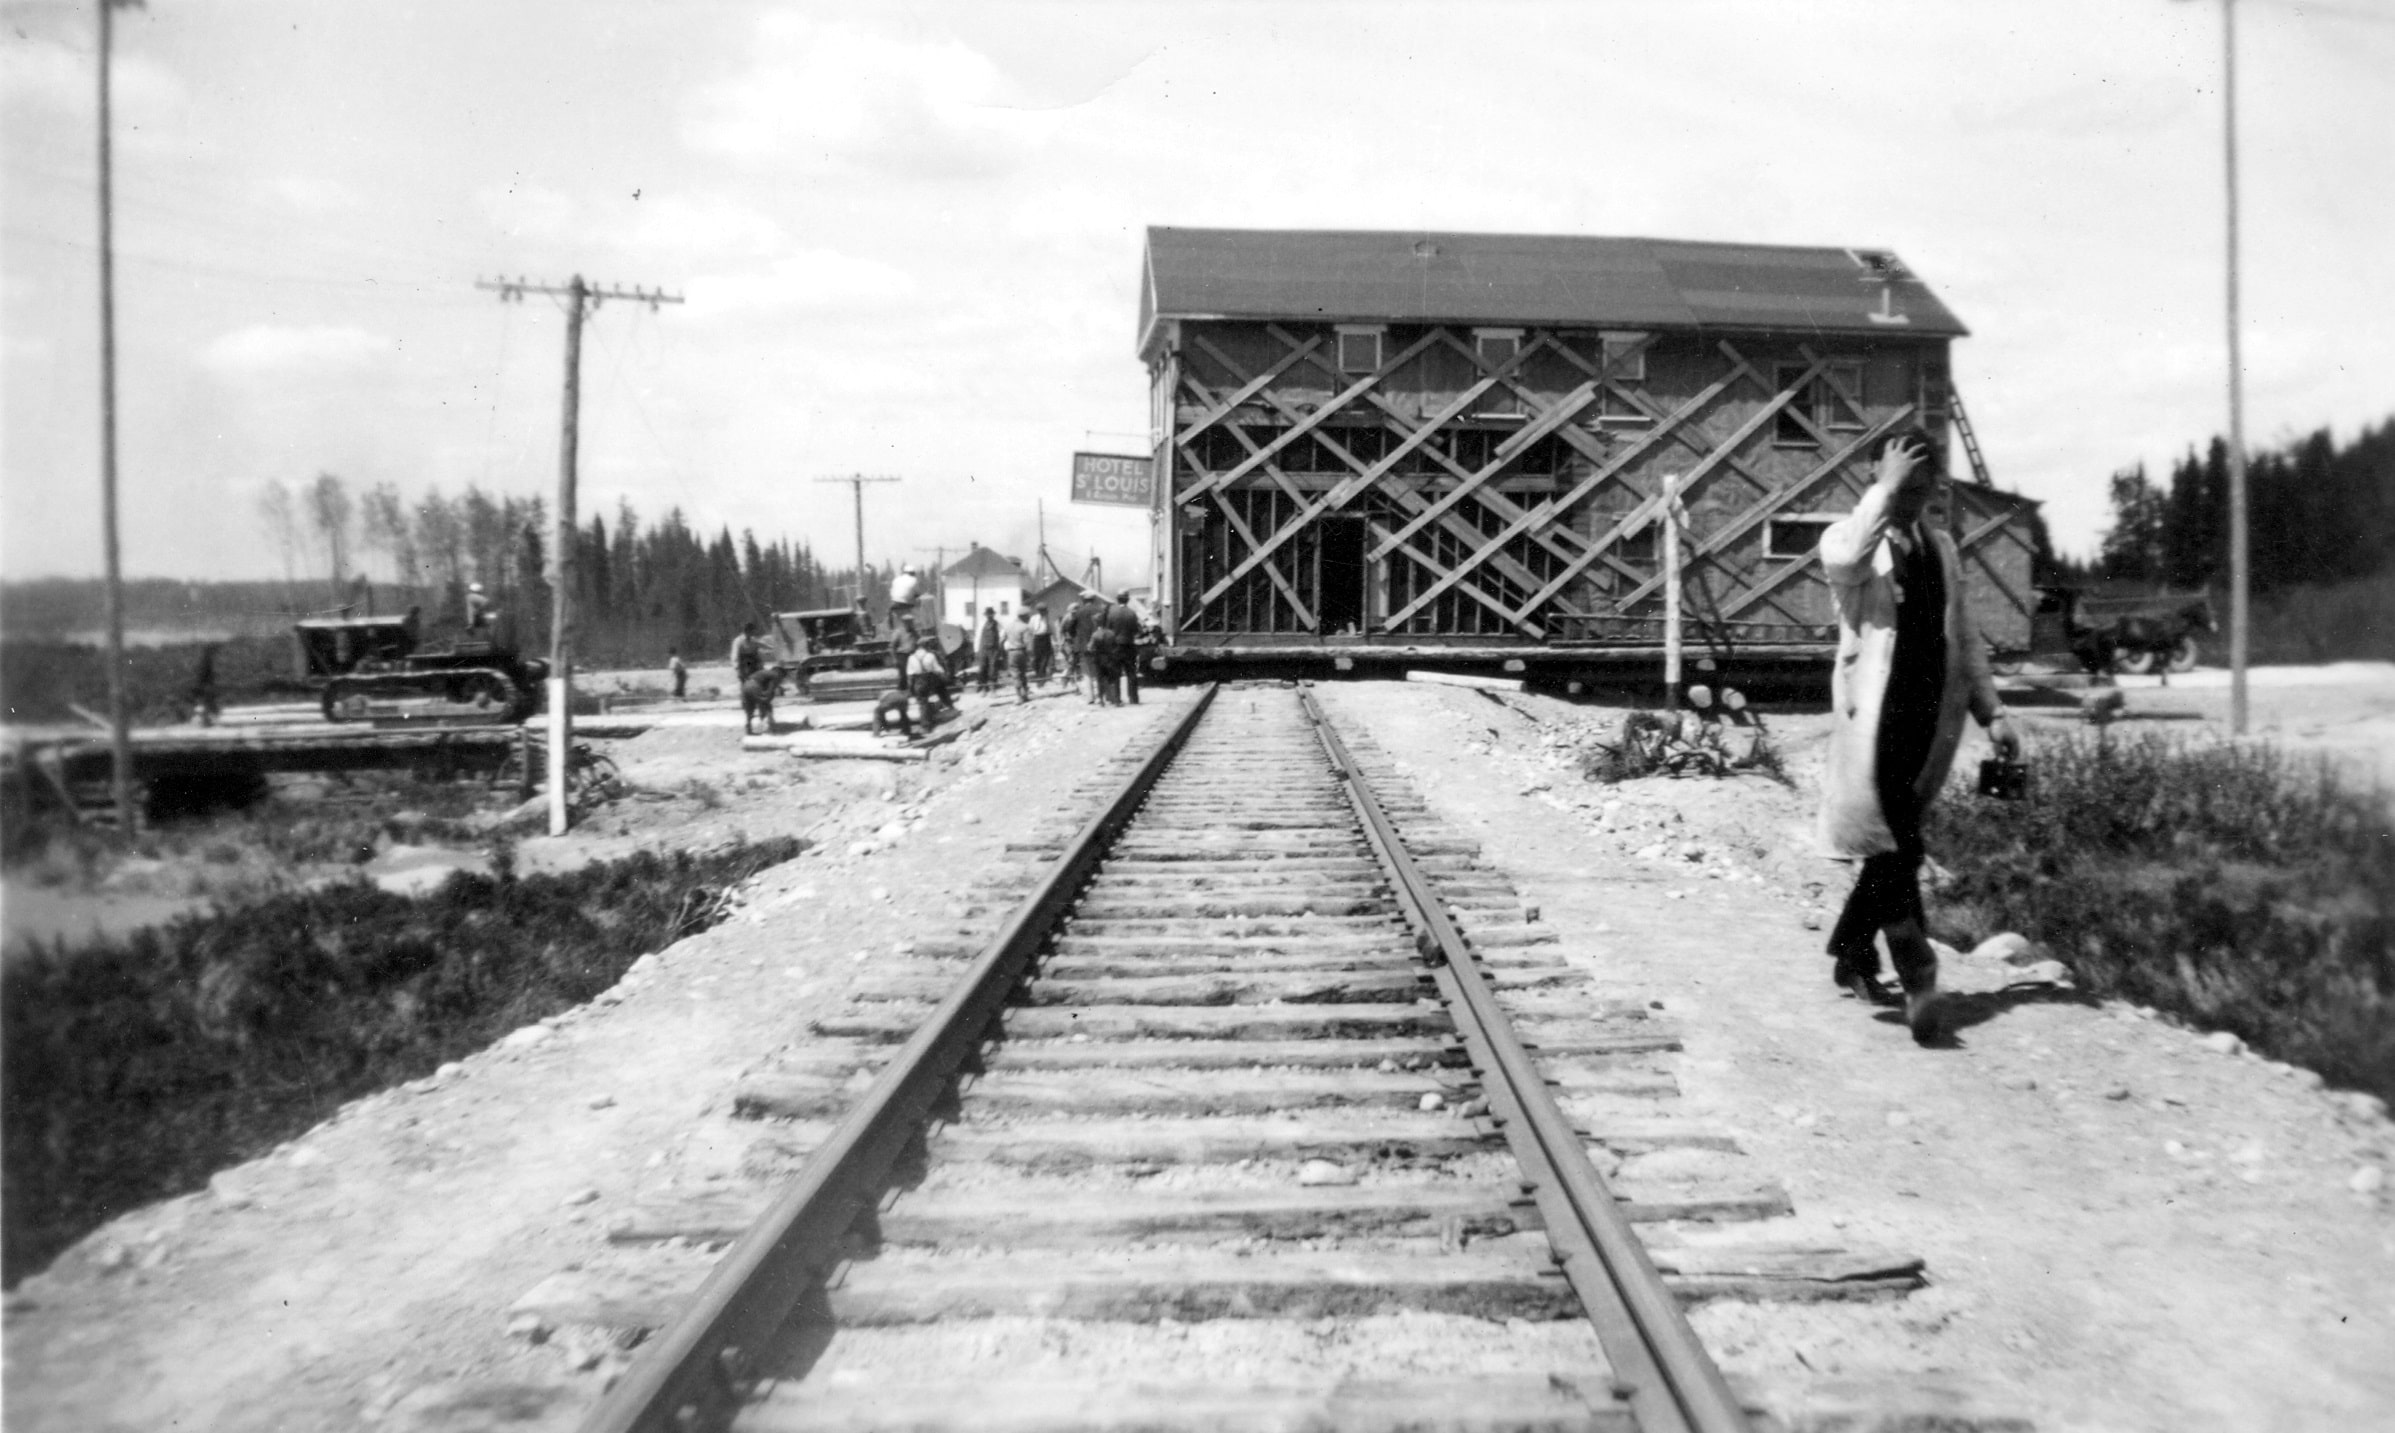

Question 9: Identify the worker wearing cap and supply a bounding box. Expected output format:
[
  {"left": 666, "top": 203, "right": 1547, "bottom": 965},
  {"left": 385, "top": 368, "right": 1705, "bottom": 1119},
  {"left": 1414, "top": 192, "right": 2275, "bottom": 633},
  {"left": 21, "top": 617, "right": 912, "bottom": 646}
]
[
  {"left": 1103, "top": 590, "right": 1143, "bottom": 705},
  {"left": 465, "top": 581, "right": 495, "bottom": 631}
]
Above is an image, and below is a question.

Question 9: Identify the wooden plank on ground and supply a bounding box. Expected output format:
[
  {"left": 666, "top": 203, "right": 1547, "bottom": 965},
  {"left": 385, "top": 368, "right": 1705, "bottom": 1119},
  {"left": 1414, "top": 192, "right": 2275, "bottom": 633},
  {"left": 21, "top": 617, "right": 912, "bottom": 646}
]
[
  {"left": 1404, "top": 670, "right": 1527, "bottom": 693},
  {"left": 739, "top": 1373, "right": 1637, "bottom": 1433},
  {"left": 813, "top": 1002, "right": 1460, "bottom": 1044},
  {"left": 930, "top": 1113, "right": 1496, "bottom": 1169},
  {"left": 828, "top": 1245, "right": 1579, "bottom": 1324}
]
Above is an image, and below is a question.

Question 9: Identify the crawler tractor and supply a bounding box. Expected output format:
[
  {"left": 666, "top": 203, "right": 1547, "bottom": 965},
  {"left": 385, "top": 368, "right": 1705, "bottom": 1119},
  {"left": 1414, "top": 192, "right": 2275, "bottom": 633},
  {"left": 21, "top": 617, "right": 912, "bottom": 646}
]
[{"left": 295, "top": 612, "right": 548, "bottom": 723}]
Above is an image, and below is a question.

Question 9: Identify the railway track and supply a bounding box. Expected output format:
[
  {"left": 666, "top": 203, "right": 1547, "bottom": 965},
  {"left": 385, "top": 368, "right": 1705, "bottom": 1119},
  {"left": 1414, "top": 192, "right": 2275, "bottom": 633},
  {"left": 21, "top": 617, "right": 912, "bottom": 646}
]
[{"left": 508, "top": 683, "right": 1935, "bottom": 1433}]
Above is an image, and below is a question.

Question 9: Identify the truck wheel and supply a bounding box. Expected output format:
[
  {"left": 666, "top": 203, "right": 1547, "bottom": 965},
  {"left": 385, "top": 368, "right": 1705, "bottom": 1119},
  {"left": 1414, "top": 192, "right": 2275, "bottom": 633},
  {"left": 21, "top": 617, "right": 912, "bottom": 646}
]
[
  {"left": 2115, "top": 648, "right": 2158, "bottom": 676},
  {"left": 2167, "top": 635, "right": 2201, "bottom": 673}
]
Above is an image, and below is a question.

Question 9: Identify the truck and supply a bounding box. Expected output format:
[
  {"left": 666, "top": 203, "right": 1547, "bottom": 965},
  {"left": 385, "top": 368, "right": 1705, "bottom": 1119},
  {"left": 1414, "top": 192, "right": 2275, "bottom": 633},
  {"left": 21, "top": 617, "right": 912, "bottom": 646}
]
[{"left": 1999, "top": 586, "right": 2216, "bottom": 676}]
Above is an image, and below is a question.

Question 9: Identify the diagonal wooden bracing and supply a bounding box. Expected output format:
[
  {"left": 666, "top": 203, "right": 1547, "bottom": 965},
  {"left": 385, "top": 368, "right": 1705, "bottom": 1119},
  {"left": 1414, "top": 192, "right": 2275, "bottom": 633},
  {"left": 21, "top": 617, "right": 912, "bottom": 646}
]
[
  {"left": 1954, "top": 504, "right": 2036, "bottom": 629},
  {"left": 1180, "top": 330, "right": 1557, "bottom": 634},
  {"left": 1174, "top": 330, "right": 1446, "bottom": 507},
  {"left": 1451, "top": 346, "right": 1830, "bottom": 629},
  {"left": 1168, "top": 322, "right": 1949, "bottom": 644}
]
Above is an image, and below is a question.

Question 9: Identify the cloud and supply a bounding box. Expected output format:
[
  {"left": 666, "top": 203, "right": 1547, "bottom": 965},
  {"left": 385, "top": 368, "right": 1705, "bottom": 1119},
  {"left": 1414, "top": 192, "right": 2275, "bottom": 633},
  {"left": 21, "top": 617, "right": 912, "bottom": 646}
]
[
  {"left": 262, "top": 175, "right": 363, "bottom": 216},
  {"left": 683, "top": 246, "right": 919, "bottom": 320},
  {"left": 475, "top": 183, "right": 580, "bottom": 242},
  {"left": 619, "top": 194, "right": 787, "bottom": 261},
  {"left": 0, "top": 28, "right": 186, "bottom": 122},
  {"left": 201, "top": 324, "right": 393, "bottom": 374},
  {"left": 683, "top": 15, "right": 1042, "bottom": 179}
]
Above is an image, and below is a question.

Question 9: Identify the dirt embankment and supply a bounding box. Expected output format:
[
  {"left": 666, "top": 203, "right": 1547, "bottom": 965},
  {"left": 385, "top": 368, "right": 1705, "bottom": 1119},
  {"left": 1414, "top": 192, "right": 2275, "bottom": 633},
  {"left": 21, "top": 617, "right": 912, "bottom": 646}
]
[{"left": 4, "top": 671, "right": 2391, "bottom": 1433}]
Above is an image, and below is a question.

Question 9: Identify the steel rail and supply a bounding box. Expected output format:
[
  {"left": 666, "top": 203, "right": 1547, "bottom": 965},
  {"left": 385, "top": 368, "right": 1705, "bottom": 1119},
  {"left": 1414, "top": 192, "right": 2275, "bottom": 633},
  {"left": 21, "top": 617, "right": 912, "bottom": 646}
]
[
  {"left": 1300, "top": 689, "right": 1752, "bottom": 1433},
  {"left": 579, "top": 683, "right": 1221, "bottom": 1433}
]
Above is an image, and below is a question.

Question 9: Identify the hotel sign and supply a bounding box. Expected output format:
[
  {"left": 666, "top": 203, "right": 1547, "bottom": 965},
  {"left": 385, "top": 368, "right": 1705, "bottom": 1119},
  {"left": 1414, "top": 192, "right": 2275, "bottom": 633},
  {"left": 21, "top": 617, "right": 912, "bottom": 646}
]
[{"left": 1070, "top": 452, "right": 1154, "bottom": 508}]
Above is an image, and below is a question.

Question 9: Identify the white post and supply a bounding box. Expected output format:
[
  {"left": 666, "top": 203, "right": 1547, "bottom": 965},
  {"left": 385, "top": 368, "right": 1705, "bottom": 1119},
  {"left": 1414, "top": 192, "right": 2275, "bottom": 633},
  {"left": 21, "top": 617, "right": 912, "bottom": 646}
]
[{"left": 1661, "top": 475, "right": 1684, "bottom": 708}]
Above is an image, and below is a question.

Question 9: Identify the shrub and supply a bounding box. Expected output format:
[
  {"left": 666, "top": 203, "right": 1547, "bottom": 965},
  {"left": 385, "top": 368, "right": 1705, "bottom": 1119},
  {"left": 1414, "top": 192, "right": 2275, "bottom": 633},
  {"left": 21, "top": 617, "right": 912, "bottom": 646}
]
[
  {"left": 1580, "top": 679, "right": 1787, "bottom": 785},
  {"left": 1928, "top": 730, "right": 2393, "bottom": 1102},
  {"left": 1, "top": 837, "right": 802, "bottom": 1284}
]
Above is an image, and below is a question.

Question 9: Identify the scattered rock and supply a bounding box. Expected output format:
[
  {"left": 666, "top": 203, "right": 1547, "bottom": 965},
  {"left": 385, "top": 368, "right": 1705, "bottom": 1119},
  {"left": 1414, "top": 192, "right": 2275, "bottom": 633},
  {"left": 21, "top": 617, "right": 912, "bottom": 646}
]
[
  {"left": 588, "top": 1094, "right": 616, "bottom": 1110},
  {"left": 1999, "top": 1074, "right": 2038, "bottom": 1092},
  {"left": 563, "top": 1188, "right": 600, "bottom": 1207},
  {"left": 2104, "top": 1086, "right": 2133, "bottom": 1101},
  {"left": 2351, "top": 1165, "right": 2386, "bottom": 1196},
  {"left": 1885, "top": 1110, "right": 1912, "bottom": 1129},
  {"left": 1296, "top": 1159, "right": 1356, "bottom": 1186},
  {"left": 2200, "top": 1031, "right": 2247, "bottom": 1058},
  {"left": 1972, "top": 932, "right": 2037, "bottom": 965},
  {"left": 506, "top": 1312, "right": 552, "bottom": 1344},
  {"left": 500, "top": 1025, "right": 555, "bottom": 1051},
  {"left": 2336, "top": 1091, "right": 2390, "bottom": 1123},
  {"left": 2016, "top": 959, "right": 2074, "bottom": 987},
  {"left": 1419, "top": 1092, "right": 1446, "bottom": 1112}
]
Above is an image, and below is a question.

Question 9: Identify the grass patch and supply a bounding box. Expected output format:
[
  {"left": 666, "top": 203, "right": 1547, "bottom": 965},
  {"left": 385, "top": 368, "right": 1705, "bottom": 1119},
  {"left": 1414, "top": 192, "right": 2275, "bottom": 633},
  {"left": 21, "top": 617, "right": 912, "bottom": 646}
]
[
  {"left": 7, "top": 771, "right": 497, "bottom": 902},
  {"left": 1, "top": 634, "right": 302, "bottom": 726},
  {"left": 1927, "top": 730, "right": 2393, "bottom": 1100},
  {"left": 1, "top": 836, "right": 801, "bottom": 1285}
]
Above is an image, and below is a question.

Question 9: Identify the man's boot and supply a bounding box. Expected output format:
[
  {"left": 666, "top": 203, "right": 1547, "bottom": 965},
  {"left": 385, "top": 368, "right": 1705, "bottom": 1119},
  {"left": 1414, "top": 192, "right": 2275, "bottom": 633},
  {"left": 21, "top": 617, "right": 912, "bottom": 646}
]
[{"left": 1885, "top": 919, "right": 1942, "bottom": 1045}]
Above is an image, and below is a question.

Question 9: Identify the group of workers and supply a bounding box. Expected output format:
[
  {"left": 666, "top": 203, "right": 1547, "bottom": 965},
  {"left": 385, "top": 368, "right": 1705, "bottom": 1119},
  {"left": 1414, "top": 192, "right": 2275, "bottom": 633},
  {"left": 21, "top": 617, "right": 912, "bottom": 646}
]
[
  {"left": 877, "top": 568, "right": 1152, "bottom": 733},
  {"left": 693, "top": 566, "right": 1156, "bottom": 739},
  {"left": 957, "top": 587, "right": 1148, "bottom": 707}
]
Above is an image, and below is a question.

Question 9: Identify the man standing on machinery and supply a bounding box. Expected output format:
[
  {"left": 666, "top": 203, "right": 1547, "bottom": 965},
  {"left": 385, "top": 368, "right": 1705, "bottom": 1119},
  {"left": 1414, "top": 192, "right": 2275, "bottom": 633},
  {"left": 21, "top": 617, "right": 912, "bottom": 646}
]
[{"left": 887, "top": 565, "right": 925, "bottom": 642}]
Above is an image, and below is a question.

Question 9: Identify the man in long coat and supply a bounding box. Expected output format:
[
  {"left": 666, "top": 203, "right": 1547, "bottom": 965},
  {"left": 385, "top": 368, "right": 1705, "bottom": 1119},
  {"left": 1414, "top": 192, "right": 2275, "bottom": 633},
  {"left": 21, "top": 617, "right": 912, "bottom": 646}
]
[{"left": 1817, "top": 432, "right": 2020, "bottom": 1043}]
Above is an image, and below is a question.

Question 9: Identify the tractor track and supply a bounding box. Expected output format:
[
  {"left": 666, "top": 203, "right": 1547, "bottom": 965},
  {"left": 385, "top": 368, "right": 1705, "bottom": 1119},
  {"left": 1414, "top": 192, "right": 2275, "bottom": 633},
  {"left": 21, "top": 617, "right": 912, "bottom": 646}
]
[{"left": 502, "top": 682, "right": 1937, "bottom": 1433}]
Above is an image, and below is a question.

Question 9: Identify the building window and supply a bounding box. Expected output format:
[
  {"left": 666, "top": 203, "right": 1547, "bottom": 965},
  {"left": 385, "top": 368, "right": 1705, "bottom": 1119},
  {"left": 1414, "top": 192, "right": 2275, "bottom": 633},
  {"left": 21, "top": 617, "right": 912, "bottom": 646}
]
[
  {"left": 1473, "top": 328, "right": 1523, "bottom": 369},
  {"left": 1473, "top": 328, "right": 1524, "bottom": 416},
  {"left": 1599, "top": 331, "right": 1647, "bottom": 382},
  {"left": 1773, "top": 359, "right": 1865, "bottom": 445},
  {"left": 998, "top": 600, "right": 1010, "bottom": 616},
  {"left": 1335, "top": 325, "right": 1384, "bottom": 374},
  {"left": 1615, "top": 524, "right": 1659, "bottom": 566},
  {"left": 1765, "top": 514, "right": 1838, "bottom": 560},
  {"left": 1596, "top": 332, "right": 1650, "bottom": 424},
  {"left": 1819, "top": 361, "right": 1865, "bottom": 432},
  {"left": 963, "top": 600, "right": 976, "bottom": 618}
]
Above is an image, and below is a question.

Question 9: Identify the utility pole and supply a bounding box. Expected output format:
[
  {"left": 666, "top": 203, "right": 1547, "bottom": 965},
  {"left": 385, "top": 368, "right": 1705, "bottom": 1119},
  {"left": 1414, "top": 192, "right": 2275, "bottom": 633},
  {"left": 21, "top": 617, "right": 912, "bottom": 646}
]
[
  {"left": 815, "top": 475, "right": 900, "bottom": 616},
  {"left": 479, "top": 275, "right": 682, "bottom": 834},
  {"left": 95, "top": 0, "right": 134, "bottom": 835},
  {"left": 911, "top": 546, "right": 949, "bottom": 626},
  {"left": 2176, "top": 0, "right": 2250, "bottom": 732}
]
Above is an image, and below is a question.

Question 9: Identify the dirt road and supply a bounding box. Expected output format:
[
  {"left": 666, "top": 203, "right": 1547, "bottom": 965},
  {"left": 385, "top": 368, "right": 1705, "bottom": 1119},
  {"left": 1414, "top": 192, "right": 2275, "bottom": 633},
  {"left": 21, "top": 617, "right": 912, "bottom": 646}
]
[{"left": 4, "top": 671, "right": 2390, "bottom": 1432}]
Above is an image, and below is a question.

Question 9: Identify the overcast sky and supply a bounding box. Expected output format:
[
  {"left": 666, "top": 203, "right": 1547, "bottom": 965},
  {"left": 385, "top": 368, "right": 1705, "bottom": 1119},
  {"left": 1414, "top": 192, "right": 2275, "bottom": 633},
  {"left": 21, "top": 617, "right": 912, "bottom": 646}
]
[{"left": 4, "top": 0, "right": 2390, "bottom": 587}]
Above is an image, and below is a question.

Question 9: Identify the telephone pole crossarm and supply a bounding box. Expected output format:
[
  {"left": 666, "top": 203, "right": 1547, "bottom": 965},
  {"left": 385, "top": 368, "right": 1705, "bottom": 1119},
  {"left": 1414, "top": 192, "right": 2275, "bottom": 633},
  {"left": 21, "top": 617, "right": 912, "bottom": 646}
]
[{"left": 478, "top": 272, "right": 681, "bottom": 834}]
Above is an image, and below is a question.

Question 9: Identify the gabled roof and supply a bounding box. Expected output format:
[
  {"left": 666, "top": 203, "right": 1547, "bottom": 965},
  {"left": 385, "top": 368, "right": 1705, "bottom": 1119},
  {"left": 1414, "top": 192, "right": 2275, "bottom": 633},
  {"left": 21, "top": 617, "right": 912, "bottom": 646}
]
[
  {"left": 1139, "top": 227, "right": 1966, "bottom": 357},
  {"left": 942, "top": 546, "right": 1024, "bottom": 582}
]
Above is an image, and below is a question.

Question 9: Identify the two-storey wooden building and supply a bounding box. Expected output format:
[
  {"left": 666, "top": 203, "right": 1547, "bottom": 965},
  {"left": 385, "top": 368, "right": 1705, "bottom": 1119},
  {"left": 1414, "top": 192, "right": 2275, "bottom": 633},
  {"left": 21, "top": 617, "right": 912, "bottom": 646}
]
[{"left": 1137, "top": 227, "right": 2036, "bottom": 682}]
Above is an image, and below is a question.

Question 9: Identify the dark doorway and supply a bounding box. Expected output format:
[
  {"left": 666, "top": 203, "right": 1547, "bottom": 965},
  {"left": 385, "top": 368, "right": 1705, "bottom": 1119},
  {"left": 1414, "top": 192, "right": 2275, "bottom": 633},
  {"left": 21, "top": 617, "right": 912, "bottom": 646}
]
[{"left": 1317, "top": 514, "right": 1368, "bottom": 635}]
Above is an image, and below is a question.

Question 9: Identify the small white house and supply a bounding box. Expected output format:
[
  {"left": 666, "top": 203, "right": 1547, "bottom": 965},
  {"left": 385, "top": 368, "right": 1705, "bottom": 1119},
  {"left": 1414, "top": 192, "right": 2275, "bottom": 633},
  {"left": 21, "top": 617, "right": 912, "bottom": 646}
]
[{"left": 940, "top": 545, "right": 1028, "bottom": 629}]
